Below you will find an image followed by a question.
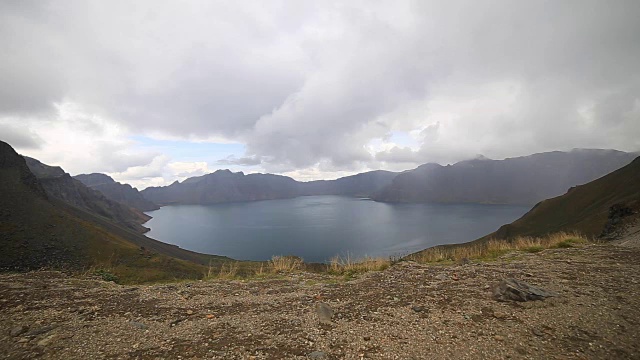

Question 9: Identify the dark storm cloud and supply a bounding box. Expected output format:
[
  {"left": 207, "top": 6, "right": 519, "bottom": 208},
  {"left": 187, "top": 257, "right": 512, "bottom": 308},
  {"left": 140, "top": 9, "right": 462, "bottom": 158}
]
[{"left": 1, "top": 0, "right": 639, "bottom": 175}]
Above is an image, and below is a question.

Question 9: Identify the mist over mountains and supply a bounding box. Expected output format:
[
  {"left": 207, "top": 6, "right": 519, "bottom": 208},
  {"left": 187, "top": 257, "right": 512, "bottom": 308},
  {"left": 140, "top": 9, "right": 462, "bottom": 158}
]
[
  {"left": 139, "top": 149, "right": 636, "bottom": 206},
  {"left": 372, "top": 149, "right": 637, "bottom": 205}
]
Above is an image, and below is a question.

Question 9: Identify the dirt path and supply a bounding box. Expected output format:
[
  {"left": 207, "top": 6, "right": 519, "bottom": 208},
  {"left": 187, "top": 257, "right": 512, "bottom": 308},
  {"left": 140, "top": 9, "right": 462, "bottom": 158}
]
[{"left": 1, "top": 242, "right": 639, "bottom": 359}]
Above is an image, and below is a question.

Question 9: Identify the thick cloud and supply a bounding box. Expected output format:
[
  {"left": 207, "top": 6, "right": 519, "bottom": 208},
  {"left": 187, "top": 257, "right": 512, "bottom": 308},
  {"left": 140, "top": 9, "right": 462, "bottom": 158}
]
[
  {"left": 217, "top": 155, "right": 262, "bottom": 167},
  {"left": 0, "top": 123, "right": 41, "bottom": 149},
  {"left": 1, "top": 0, "right": 639, "bottom": 183}
]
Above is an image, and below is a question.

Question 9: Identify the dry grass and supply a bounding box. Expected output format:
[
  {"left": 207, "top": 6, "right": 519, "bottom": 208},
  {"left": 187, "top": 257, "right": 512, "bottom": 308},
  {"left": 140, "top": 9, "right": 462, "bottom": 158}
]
[
  {"left": 329, "top": 254, "right": 391, "bottom": 275},
  {"left": 269, "top": 255, "right": 303, "bottom": 273},
  {"left": 410, "top": 232, "right": 588, "bottom": 264},
  {"left": 203, "top": 262, "right": 240, "bottom": 280},
  {"left": 217, "top": 262, "right": 239, "bottom": 279}
]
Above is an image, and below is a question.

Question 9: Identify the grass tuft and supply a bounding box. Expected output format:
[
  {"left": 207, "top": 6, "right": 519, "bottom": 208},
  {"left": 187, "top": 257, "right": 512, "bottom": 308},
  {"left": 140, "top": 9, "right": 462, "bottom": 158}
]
[
  {"left": 328, "top": 254, "right": 390, "bottom": 276},
  {"left": 410, "top": 232, "right": 589, "bottom": 264},
  {"left": 269, "top": 255, "right": 303, "bottom": 273},
  {"left": 94, "top": 268, "right": 119, "bottom": 283},
  {"left": 216, "top": 262, "right": 239, "bottom": 279}
]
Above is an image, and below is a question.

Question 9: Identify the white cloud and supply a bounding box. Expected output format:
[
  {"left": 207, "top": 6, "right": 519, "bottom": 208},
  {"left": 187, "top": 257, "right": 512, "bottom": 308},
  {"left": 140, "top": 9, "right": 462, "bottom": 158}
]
[{"left": 0, "top": 0, "right": 639, "bottom": 184}]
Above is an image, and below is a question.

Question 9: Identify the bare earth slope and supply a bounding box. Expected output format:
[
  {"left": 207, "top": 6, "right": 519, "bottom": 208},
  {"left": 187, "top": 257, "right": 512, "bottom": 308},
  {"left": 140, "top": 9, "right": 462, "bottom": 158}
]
[{"left": 1, "top": 241, "right": 638, "bottom": 359}]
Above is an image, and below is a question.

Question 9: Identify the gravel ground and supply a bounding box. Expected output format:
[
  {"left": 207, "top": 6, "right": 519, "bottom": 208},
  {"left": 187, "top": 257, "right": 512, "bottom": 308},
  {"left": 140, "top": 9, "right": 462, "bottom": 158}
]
[{"left": 1, "top": 241, "right": 639, "bottom": 360}]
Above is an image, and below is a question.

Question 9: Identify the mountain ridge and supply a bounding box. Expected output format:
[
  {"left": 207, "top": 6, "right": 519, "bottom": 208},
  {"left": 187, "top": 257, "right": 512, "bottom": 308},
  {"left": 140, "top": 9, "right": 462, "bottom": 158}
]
[
  {"left": 372, "top": 149, "right": 637, "bottom": 205},
  {"left": 139, "top": 149, "right": 636, "bottom": 207},
  {"left": 24, "top": 157, "right": 152, "bottom": 234},
  {"left": 74, "top": 173, "right": 159, "bottom": 212},
  {"left": 141, "top": 169, "right": 398, "bottom": 205},
  {"left": 0, "top": 140, "right": 231, "bottom": 283}
]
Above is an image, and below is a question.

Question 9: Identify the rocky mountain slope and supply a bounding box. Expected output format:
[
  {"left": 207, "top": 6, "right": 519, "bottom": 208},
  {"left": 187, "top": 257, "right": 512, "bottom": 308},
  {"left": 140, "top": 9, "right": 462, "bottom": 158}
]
[
  {"left": 74, "top": 173, "right": 159, "bottom": 212},
  {"left": 486, "top": 155, "right": 640, "bottom": 240},
  {"left": 141, "top": 170, "right": 397, "bottom": 205},
  {"left": 372, "top": 149, "right": 637, "bottom": 205},
  {"left": 0, "top": 141, "right": 230, "bottom": 281},
  {"left": 24, "top": 157, "right": 151, "bottom": 234},
  {"left": 1, "top": 239, "right": 638, "bottom": 359}
]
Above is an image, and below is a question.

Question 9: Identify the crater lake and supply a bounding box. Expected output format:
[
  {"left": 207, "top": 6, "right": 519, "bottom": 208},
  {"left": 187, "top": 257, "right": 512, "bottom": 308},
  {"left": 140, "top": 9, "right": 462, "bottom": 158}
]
[{"left": 145, "top": 195, "right": 530, "bottom": 262}]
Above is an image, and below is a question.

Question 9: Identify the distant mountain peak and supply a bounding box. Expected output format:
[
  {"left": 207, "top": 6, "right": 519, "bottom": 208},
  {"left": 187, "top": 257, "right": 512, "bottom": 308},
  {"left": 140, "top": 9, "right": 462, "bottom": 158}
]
[
  {"left": 415, "top": 163, "right": 443, "bottom": 171},
  {"left": 74, "top": 172, "right": 159, "bottom": 212},
  {"left": 74, "top": 173, "right": 116, "bottom": 186},
  {"left": 23, "top": 156, "right": 66, "bottom": 178}
]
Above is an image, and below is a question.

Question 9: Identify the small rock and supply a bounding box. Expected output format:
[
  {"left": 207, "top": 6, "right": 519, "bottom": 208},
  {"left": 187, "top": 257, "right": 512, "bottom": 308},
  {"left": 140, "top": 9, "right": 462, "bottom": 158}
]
[
  {"left": 10, "top": 325, "right": 29, "bottom": 337},
  {"left": 494, "top": 335, "right": 505, "bottom": 341},
  {"left": 129, "top": 321, "right": 147, "bottom": 330},
  {"left": 308, "top": 351, "right": 328, "bottom": 359},
  {"left": 493, "top": 311, "right": 508, "bottom": 319},
  {"left": 37, "top": 334, "right": 56, "bottom": 347},
  {"left": 435, "top": 273, "right": 449, "bottom": 281},
  {"left": 170, "top": 318, "right": 187, "bottom": 327},
  {"left": 363, "top": 336, "right": 371, "bottom": 341},
  {"left": 25, "top": 325, "right": 57, "bottom": 337},
  {"left": 206, "top": 314, "right": 215, "bottom": 319},
  {"left": 493, "top": 278, "right": 558, "bottom": 302},
  {"left": 532, "top": 328, "right": 544, "bottom": 337},
  {"left": 452, "top": 273, "right": 460, "bottom": 281},
  {"left": 412, "top": 306, "right": 425, "bottom": 313},
  {"left": 315, "top": 302, "right": 333, "bottom": 324},
  {"left": 186, "top": 309, "right": 194, "bottom": 315}
]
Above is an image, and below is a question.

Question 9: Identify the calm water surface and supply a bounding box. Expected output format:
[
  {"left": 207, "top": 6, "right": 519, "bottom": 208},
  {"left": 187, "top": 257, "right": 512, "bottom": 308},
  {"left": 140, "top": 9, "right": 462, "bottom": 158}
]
[{"left": 145, "top": 196, "right": 530, "bottom": 262}]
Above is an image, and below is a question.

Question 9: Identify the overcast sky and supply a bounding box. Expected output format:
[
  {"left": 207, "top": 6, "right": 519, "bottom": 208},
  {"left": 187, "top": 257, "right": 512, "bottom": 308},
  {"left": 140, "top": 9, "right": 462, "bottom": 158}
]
[{"left": 1, "top": 0, "right": 639, "bottom": 189}]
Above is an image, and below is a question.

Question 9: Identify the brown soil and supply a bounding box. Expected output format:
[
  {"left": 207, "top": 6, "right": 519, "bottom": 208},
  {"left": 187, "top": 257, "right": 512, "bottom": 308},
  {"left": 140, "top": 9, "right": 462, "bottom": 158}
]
[{"left": 1, "top": 240, "right": 639, "bottom": 359}]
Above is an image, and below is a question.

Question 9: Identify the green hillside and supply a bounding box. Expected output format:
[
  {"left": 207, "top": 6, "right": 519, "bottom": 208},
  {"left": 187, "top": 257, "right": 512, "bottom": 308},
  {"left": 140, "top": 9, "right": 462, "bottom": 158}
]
[{"left": 488, "top": 156, "right": 640, "bottom": 240}]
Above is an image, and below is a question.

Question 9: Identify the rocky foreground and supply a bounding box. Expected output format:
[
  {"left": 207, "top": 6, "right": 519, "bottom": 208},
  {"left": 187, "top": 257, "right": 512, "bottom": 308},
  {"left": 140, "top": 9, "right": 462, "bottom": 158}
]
[{"left": 1, "top": 241, "right": 639, "bottom": 360}]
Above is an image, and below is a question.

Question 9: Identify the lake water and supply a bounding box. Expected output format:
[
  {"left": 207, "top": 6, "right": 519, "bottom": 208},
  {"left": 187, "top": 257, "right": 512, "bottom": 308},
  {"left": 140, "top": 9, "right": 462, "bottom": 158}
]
[{"left": 145, "top": 196, "right": 530, "bottom": 263}]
